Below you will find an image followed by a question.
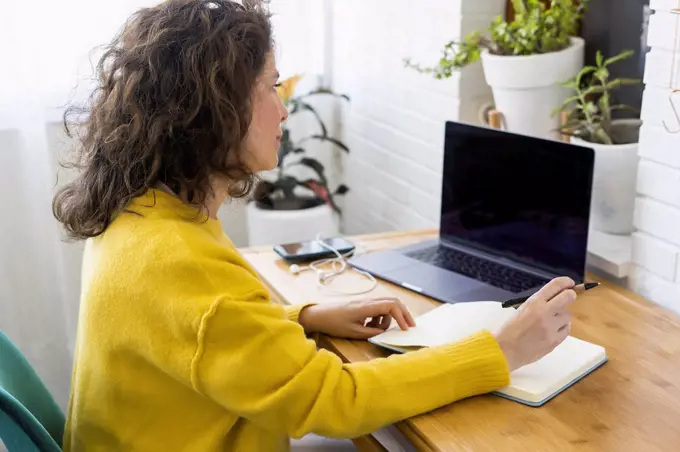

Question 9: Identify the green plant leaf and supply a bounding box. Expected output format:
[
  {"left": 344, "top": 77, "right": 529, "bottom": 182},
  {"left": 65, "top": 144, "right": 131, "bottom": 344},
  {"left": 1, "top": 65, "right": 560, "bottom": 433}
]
[
  {"left": 604, "top": 49, "right": 635, "bottom": 67},
  {"left": 274, "top": 175, "right": 304, "bottom": 198},
  {"left": 594, "top": 127, "right": 614, "bottom": 145},
  {"left": 302, "top": 178, "right": 341, "bottom": 214},
  {"left": 334, "top": 184, "right": 349, "bottom": 195},
  {"left": 609, "top": 104, "right": 639, "bottom": 113},
  {"left": 567, "top": 107, "right": 584, "bottom": 118},
  {"left": 596, "top": 51, "right": 603, "bottom": 68},
  {"left": 583, "top": 101, "right": 599, "bottom": 115},
  {"left": 300, "top": 135, "right": 350, "bottom": 152},
  {"left": 615, "top": 78, "right": 642, "bottom": 86},
  {"left": 603, "top": 78, "right": 641, "bottom": 91},
  {"left": 252, "top": 180, "right": 276, "bottom": 201},
  {"left": 581, "top": 85, "right": 609, "bottom": 97},
  {"left": 277, "top": 129, "right": 295, "bottom": 163},
  {"left": 552, "top": 95, "right": 582, "bottom": 116},
  {"left": 558, "top": 129, "right": 590, "bottom": 140},
  {"left": 595, "top": 68, "right": 609, "bottom": 81},
  {"left": 288, "top": 99, "right": 300, "bottom": 114},
  {"left": 292, "top": 100, "right": 328, "bottom": 137},
  {"left": 512, "top": 0, "right": 528, "bottom": 15},
  {"left": 559, "top": 66, "right": 596, "bottom": 90},
  {"left": 298, "top": 89, "right": 350, "bottom": 102},
  {"left": 579, "top": 65, "right": 598, "bottom": 76},
  {"left": 559, "top": 79, "right": 579, "bottom": 89},
  {"left": 560, "top": 109, "right": 584, "bottom": 125},
  {"left": 296, "top": 157, "right": 328, "bottom": 185},
  {"left": 580, "top": 79, "right": 640, "bottom": 99},
  {"left": 559, "top": 120, "right": 588, "bottom": 131}
]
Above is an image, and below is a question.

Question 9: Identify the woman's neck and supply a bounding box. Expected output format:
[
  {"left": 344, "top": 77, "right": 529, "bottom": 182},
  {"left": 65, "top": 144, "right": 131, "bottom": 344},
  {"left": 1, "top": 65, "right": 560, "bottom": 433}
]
[{"left": 155, "top": 181, "right": 227, "bottom": 220}]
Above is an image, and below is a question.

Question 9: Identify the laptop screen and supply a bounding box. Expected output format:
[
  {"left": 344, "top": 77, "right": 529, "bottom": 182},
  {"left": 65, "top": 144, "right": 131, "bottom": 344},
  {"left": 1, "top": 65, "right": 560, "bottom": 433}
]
[{"left": 440, "top": 121, "right": 594, "bottom": 281}]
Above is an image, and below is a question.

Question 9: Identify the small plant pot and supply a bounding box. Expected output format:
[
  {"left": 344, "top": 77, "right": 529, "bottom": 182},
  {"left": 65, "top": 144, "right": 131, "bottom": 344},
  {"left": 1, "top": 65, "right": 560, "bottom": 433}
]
[
  {"left": 481, "top": 37, "right": 585, "bottom": 140},
  {"left": 570, "top": 119, "right": 642, "bottom": 235},
  {"left": 246, "top": 201, "right": 339, "bottom": 247}
]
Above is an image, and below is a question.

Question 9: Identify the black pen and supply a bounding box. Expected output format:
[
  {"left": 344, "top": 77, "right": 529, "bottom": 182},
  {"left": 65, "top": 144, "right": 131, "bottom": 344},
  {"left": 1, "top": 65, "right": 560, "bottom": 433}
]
[{"left": 501, "top": 282, "right": 600, "bottom": 309}]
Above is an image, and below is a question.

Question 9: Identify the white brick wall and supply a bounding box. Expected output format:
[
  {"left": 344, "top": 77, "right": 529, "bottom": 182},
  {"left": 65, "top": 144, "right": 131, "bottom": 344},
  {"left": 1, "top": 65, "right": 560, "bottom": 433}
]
[
  {"left": 632, "top": 232, "right": 678, "bottom": 281},
  {"left": 332, "top": 0, "right": 505, "bottom": 234},
  {"left": 630, "top": 0, "right": 680, "bottom": 313}
]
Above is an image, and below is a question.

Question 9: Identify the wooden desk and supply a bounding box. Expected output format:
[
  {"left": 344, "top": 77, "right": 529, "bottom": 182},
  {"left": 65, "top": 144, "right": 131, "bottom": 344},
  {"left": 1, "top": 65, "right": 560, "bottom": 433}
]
[{"left": 241, "top": 229, "right": 680, "bottom": 452}]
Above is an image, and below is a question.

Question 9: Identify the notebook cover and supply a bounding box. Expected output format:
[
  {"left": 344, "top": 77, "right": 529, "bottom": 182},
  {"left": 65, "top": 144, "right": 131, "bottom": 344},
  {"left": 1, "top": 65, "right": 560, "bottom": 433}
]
[
  {"left": 367, "top": 337, "right": 608, "bottom": 407},
  {"left": 367, "top": 337, "right": 417, "bottom": 354},
  {"left": 493, "top": 355, "right": 608, "bottom": 407}
]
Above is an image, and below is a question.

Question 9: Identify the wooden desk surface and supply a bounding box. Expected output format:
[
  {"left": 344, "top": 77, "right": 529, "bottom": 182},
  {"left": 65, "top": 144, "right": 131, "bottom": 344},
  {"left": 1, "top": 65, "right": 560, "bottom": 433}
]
[{"left": 241, "top": 229, "right": 680, "bottom": 452}]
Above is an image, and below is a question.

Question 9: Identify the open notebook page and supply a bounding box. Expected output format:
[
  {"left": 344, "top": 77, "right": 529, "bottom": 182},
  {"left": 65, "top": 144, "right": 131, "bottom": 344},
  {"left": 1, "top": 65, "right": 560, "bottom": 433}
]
[
  {"left": 503, "top": 335, "right": 606, "bottom": 403},
  {"left": 371, "top": 301, "right": 517, "bottom": 348}
]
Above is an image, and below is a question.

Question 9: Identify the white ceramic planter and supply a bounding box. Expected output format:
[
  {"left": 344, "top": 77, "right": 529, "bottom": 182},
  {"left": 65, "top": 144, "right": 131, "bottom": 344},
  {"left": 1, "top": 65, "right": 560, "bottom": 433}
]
[
  {"left": 246, "top": 202, "right": 339, "bottom": 246},
  {"left": 481, "top": 37, "right": 585, "bottom": 140},
  {"left": 571, "top": 129, "right": 640, "bottom": 235}
]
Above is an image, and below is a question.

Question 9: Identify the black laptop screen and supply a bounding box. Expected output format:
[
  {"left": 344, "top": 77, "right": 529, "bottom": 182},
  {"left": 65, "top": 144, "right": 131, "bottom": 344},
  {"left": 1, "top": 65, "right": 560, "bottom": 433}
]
[{"left": 440, "top": 122, "right": 594, "bottom": 281}]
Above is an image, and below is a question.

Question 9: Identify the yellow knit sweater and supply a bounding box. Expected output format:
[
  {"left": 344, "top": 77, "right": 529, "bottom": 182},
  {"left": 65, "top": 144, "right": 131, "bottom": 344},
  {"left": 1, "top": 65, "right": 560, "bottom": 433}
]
[{"left": 63, "top": 189, "right": 510, "bottom": 451}]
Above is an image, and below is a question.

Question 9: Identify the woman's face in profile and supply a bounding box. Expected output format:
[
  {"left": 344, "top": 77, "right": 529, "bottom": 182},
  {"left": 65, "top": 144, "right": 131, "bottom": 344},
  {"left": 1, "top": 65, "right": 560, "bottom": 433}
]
[{"left": 243, "top": 51, "right": 289, "bottom": 173}]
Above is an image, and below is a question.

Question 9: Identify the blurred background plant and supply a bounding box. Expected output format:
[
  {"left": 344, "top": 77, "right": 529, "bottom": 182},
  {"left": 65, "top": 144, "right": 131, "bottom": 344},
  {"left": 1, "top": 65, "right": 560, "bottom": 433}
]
[
  {"left": 404, "top": 0, "right": 588, "bottom": 78},
  {"left": 252, "top": 74, "right": 350, "bottom": 213},
  {"left": 555, "top": 49, "right": 641, "bottom": 145}
]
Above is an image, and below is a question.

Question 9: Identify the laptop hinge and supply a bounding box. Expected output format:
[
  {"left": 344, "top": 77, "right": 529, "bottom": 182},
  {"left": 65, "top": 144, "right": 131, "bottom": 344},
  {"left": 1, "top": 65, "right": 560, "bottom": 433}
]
[{"left": 438, "top": 238, "right": 558, "bottom": 281}]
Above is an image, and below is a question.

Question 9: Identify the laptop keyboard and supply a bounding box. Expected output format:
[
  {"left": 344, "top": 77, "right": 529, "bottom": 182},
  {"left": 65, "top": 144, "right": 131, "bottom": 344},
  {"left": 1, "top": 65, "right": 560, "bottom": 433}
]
[{"left": 405, "top": 246, "right": 549, "bottom": 294}]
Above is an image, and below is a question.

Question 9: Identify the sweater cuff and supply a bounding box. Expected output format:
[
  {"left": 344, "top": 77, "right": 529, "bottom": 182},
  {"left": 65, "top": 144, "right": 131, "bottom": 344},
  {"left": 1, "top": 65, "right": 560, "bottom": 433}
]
[
  {"left": 284, "top": 303, "right": 317, "bottom": 323},
  {"left": 436, "top": 330, "right": 511, "bottom": 396}
]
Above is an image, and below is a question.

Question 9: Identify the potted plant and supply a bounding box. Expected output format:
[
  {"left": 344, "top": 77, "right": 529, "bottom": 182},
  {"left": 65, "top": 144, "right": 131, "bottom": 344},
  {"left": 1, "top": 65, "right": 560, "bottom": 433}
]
[
  {"left": 404, "top": 0, "right": 588, "bottom": 140},
  {"left": 555, "top": 49, "right": 642, "bottom": 235},
  {"left": 246, "top": 74, "right": 350, "bottom": 246}
]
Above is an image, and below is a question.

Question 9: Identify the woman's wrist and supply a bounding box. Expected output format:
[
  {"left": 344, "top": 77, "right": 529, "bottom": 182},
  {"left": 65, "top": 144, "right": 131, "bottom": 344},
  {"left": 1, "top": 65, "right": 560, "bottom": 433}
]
[
  {"left": 298, "top": 305, "right": 322, "bottom": 334},
  {"left": 495, "top": 334, "right": 520, "bottom": 372}
]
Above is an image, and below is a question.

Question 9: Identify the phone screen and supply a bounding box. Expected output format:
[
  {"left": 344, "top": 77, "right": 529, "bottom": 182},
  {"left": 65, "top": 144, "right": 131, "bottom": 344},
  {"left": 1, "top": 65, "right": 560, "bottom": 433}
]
[{"left": 278, "top": 237, "right": 354, "bottom": 257}]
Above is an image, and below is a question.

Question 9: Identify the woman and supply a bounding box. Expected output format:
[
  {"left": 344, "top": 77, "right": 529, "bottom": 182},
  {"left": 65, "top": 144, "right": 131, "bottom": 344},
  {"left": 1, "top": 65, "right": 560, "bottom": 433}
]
[{"left": 53, "top": 0, "right": 576, "bottom": 450}]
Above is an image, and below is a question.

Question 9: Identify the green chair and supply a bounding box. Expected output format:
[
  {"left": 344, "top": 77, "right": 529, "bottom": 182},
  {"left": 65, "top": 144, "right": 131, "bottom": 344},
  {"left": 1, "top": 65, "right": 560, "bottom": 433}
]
[{"left": 0, "top": 331, "right": 65, "bottom": 451}]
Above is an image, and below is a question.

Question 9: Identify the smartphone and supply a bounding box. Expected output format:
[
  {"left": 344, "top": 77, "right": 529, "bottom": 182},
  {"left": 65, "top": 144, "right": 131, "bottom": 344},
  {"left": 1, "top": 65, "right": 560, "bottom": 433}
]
[{"left": 273, "top": 237, "right": 356, "bottom": 263}]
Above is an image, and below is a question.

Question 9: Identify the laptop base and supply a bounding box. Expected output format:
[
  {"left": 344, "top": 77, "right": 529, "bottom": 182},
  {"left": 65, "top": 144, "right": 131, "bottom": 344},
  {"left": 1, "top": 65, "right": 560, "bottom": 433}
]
[{"left": 349, "top": 240, "right": 517, "bottom": 304}]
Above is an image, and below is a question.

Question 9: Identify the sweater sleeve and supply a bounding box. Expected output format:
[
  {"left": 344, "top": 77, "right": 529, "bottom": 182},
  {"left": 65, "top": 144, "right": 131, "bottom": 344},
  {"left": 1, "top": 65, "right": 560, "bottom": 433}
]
[
  {"left": 191, "top": 293, "right": 510, "bottom": 440},
  {"left": 283, "top": 303, "right": 315, "bottom": 323}
]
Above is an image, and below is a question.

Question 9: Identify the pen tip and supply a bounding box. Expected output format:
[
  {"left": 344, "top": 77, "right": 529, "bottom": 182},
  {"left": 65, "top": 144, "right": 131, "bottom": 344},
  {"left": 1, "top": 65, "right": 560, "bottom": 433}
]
[{"left": 584, "top": 282, "right": 600, "bottom": 290}]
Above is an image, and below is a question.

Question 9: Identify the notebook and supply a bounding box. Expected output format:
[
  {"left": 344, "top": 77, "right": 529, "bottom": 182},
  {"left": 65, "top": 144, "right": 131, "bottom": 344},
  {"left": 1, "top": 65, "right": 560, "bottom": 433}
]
[{"left": 369, "top": 302, "right": 607, "bottom": 407}]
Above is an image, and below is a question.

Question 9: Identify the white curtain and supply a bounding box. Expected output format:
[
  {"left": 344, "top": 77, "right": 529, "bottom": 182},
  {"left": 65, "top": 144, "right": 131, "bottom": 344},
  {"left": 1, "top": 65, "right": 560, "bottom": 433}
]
[{"left": 0, "top": 0, "right": 326, "bottom": 411}]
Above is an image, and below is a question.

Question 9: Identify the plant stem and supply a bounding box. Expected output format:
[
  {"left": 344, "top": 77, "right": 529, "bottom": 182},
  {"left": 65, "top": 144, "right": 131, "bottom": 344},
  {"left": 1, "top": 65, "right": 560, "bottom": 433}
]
[
  {"left": 480, "top": 36, "right": 499, "bottom": 55},
  {"left": 600, "top": 93, "right": 611, "bottom": 136},
  {"left": 512, "top": 0, "right": 528, "bottom": 15},
  {"left": 577, "top": 91, "right": 593, "bottom": 129}
]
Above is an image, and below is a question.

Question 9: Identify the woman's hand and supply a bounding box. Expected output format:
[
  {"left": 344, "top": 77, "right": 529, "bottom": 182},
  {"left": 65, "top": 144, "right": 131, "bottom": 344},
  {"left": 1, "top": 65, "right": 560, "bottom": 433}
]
[
  {"left": 494, "top": 277, "right": 576, "bottom": 372},
  {"left": 298, "top": 298, "right": 416, "bottom": 339}
]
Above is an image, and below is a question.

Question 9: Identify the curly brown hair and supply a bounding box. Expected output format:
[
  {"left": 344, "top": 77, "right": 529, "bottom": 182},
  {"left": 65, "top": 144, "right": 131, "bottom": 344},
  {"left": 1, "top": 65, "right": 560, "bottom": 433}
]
[{"left": 53, "top": 0, "right": 272, "bottom": 240}]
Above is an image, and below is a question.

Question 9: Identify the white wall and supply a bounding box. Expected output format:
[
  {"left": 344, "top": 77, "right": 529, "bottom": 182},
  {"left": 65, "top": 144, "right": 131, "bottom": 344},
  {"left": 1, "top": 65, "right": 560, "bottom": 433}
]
[
  {"left": 629, "top": 0, "right": 680, "bottom": 313},
  {"left": 331, "top": 0, "right": 505, "bottom": 234}
]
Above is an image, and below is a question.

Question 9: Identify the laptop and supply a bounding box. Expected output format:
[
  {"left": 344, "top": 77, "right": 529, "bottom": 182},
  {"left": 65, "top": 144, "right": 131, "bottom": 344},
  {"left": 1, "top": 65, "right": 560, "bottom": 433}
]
[{"left": 349, "top": 121, "right": 595, "bottom": 304}]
